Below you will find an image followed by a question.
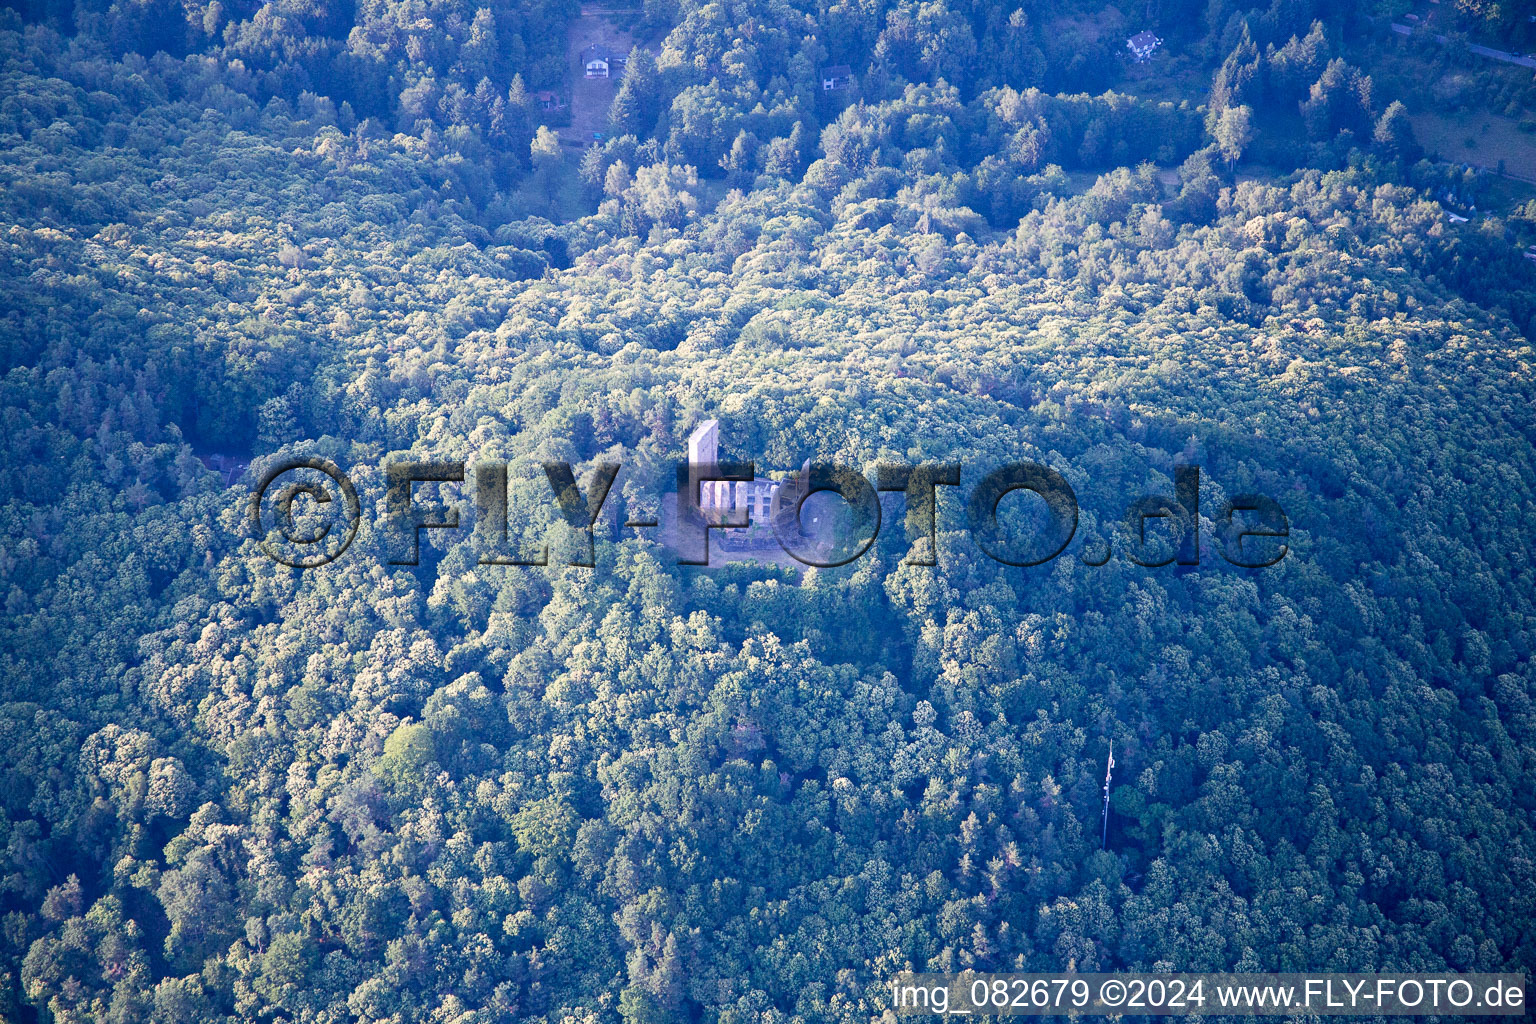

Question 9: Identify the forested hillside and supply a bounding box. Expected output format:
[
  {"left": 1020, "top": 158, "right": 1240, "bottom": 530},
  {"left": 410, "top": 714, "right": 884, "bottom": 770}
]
[{"left": 2, "top": 0, "right": 1535, "bottom": 1021}]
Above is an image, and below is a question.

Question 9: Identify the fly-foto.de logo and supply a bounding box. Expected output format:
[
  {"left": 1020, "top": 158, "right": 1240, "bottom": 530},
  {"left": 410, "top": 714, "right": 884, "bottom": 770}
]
[{"left": 248, "top": 440, "right": 1289, "bottom": 574}]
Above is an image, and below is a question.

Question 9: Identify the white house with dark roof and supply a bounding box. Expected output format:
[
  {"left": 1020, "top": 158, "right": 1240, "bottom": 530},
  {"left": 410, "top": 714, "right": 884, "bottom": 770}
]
[
  {"left": 582, "top": 46, "right": 631, "bottom": 79},
  {"left": 1127, "top": 30, "right": 1162, "bottom": 62},
  {"left": 821, "top": 65, "right": 853, "bottom": 91}
]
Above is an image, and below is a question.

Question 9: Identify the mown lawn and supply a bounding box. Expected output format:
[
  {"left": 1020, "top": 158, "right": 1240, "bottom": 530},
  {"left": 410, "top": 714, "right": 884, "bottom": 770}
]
[{"left": 1412, "top": 109, "right": 1536, "bottom": 181}]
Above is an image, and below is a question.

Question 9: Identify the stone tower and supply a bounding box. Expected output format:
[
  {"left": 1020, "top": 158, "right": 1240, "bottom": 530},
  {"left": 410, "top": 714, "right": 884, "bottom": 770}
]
[{"left": 688, "top": 419, "right": 720, "bottom": 509}]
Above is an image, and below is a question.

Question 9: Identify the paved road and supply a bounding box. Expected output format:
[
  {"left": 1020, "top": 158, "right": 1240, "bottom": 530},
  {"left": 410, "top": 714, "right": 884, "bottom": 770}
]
[{"left": 1392, "top": 23, "right": 1536, "bottom": 69}]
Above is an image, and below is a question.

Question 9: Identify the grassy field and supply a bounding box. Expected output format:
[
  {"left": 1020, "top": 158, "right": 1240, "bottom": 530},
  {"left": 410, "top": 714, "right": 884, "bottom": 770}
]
[
  {"left": 1411, "top": 110, "right": 1536, "bottom": 181},
  {"left": 557, "top": 8, "right": 640, "bottom": 149},
  {"left": 1119, "top": 53, "right": 1211, "bottom": 106}
]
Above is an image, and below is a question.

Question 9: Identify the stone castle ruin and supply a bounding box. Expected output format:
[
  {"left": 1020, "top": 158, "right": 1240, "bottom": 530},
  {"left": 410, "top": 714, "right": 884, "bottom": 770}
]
[{"left": 687, "top": 419, "right": 804, "bottom": 550}]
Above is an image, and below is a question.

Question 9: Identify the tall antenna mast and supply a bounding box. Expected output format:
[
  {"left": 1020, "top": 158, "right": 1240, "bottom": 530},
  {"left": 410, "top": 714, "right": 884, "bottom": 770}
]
[{"left": 1101, "top": 739, "right": 1115, "bottom": 849}]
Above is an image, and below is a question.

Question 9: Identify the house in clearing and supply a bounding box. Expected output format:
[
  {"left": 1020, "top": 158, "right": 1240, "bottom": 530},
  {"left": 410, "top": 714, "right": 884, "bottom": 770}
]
[
  {"left": 1127, "top": 30, "right": 1162, "bottom": 62},
  {"left": 821, "top": 64, "right": 853, "bottom": 91},
  {"left": 583, "top": 46, "right": 630, "bottom": 79},
  {"left": 534, "top": 90, "right": 565, "bottom": 111}
]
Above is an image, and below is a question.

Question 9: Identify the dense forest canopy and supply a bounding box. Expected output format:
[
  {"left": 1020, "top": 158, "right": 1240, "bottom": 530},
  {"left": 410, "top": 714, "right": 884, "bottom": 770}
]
[{"left": 1, "top": 0, "right": 1535, "bottom": 1020}]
